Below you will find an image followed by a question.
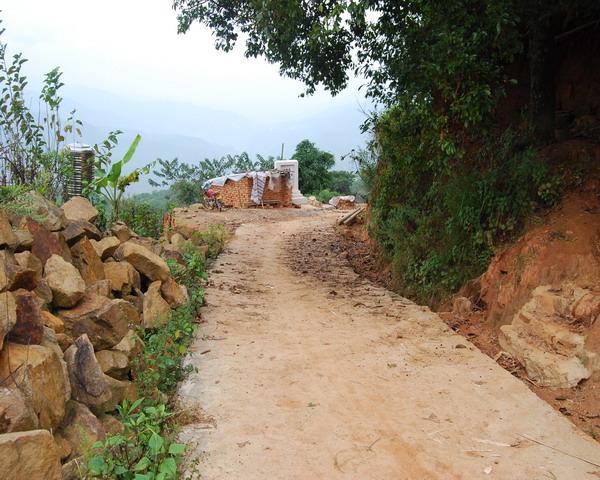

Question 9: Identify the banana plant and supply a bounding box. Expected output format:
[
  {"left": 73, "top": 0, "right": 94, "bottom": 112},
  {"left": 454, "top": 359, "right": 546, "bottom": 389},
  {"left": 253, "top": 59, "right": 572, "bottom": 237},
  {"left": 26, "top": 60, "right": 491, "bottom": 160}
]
[{"left": 85, "top": 134, "right": 153, "bottom": 222}]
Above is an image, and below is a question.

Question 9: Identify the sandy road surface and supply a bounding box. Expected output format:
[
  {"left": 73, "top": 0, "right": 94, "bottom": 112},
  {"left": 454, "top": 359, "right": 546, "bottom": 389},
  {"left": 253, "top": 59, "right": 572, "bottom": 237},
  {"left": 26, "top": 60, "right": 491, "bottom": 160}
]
[{"left": 178, "top": 213, "right": 600, "bottom": 479}]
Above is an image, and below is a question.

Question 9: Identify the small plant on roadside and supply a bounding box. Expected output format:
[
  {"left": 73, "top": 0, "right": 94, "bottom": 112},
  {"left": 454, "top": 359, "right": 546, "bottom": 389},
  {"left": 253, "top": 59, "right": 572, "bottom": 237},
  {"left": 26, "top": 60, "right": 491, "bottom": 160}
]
[
  {"left": 85, "top": 133, "right": 154, "bottom": 222},
  {"left": 190, "top": 224, "right": 227, "bottom": 258},
  {"left": 87, "top": 399, "right": 186, "bottom": 480}
]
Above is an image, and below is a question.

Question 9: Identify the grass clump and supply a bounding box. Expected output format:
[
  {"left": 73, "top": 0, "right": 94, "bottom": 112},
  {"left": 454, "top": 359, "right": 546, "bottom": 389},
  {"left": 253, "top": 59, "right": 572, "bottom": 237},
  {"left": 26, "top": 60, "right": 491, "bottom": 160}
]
[{"left": 87, "top": 244, "right": 209, "bottom": 479}]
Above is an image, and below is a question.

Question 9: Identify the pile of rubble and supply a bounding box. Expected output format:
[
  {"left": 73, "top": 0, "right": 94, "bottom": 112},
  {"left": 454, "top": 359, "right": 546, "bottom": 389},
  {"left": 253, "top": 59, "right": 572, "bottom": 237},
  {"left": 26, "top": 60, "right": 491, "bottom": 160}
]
[{"left": 0, "top": 193, "right": 191, "bottom": 479}]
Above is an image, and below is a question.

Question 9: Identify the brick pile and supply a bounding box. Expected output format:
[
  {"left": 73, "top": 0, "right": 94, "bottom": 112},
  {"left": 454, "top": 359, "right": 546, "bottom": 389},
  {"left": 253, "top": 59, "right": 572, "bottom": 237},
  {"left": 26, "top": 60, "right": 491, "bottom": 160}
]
[{"left": 211, "top": 176, "right": 292, "bottom": 208}]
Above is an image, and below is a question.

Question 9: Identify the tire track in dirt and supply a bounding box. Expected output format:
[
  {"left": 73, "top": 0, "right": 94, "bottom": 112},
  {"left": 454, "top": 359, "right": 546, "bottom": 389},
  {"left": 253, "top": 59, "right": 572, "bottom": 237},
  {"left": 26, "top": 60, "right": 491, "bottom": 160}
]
[{"left": 178, "top": 213, "right": 600, "bottom": 479}]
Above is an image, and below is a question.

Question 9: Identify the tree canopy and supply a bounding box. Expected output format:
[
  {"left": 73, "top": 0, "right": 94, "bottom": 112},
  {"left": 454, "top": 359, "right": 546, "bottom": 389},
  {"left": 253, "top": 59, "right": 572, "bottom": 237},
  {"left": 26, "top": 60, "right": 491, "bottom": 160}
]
[{"left": 292, "top": 139, "right": 335, "bottom": 193}]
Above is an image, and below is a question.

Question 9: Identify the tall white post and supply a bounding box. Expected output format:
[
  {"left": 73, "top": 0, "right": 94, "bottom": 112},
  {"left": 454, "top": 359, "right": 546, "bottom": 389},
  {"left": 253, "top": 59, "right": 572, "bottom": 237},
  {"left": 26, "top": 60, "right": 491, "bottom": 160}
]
[{"left": 274, "top": 159, "right": 307, "bottom": 205}]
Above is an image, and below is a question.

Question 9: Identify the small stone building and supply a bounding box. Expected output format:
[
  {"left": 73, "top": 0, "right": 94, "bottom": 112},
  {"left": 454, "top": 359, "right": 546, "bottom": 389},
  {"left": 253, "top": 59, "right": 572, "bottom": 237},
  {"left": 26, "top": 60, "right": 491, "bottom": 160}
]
[{"left": 208, "top": 172, "right": 292, "bottom": 208}]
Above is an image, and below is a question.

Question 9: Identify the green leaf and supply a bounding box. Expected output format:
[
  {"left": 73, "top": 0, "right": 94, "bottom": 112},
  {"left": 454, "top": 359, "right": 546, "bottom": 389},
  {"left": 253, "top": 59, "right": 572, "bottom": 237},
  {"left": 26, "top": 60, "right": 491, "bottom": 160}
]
[
  {"left": 134, "top": 456, "right": 152, "bottom": 471},
  {"left": 88, "top": 455, "right": 106, "bottom": 474},
  {"left": 159, "top": 457, "right": 177, "bottom": 476},
  {"left": 168, "top": 443, "right": 186, "bottom": 455},
  {"left": 122, "top": 133, "right": 142, "bottom": 166},
  {"left": 148, "top": 432, "right": 164, "bottom": 453}
]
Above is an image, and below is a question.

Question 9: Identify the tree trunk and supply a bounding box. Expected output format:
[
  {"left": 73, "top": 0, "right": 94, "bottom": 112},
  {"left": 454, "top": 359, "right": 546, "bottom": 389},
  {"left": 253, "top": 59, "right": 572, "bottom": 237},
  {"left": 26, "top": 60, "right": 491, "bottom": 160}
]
[{"left": 528, "top": 9, "right": 556, "bottom": 144}]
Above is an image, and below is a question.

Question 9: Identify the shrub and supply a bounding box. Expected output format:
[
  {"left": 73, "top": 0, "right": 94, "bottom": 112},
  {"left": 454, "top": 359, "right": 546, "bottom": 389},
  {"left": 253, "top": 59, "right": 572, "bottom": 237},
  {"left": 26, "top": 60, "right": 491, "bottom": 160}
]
[
  {"left": 371, "top": 119, "right": 564, "bottom": 306},
  {"left": 314, "top": 189, "right": 343, "bottom": 204},
  {"left": 87, "top": 399, "right": 186, "bottom": 480},
  {"left": 118, "top": 199, "right": 166, "bottom": 238},
  {"left": 190, "top": 224, "right": 227, "bottom": 258}
]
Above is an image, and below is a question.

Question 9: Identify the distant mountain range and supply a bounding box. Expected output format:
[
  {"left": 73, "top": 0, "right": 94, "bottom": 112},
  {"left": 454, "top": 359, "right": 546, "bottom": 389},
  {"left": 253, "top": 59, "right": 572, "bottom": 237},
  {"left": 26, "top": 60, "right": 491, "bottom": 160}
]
[{"left": 58, "top": 87, "right": 369, "bottom": 193}]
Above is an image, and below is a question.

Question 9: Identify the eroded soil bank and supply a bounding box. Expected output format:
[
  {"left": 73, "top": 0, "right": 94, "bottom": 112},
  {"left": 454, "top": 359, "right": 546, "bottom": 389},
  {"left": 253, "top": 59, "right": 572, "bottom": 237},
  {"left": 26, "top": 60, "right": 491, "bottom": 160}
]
[{"left": 178, "top": 212, "right": 600, "bottom": 479}]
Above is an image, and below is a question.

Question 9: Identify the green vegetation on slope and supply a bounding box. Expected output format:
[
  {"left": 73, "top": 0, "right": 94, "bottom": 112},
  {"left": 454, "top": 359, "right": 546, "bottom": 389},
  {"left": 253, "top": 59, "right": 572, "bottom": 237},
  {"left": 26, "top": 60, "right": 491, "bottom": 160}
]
[{"left": 174, "top": 0, "right": 600, "bottom": 305}]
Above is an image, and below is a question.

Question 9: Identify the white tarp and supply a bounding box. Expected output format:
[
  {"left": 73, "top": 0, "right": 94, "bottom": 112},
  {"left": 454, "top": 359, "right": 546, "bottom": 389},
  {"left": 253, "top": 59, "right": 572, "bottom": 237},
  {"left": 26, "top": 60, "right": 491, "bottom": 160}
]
[{"left": 328, "top": 195, "right": 356, "bottom": 207}]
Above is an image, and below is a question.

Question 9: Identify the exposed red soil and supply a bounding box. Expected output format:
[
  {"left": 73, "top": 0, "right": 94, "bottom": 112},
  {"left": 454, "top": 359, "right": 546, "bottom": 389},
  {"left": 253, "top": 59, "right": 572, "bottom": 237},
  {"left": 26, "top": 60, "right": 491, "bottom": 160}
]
[{"left": 338, "top": 192, "right": 600, "bottom": 439}]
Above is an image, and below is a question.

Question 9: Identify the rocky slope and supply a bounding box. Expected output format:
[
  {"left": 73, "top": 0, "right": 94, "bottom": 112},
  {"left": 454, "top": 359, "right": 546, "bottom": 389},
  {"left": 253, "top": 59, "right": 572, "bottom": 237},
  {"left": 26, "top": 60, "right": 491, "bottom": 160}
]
[{"left": 0, "top": 193, "right": 191, "bottom": 479}]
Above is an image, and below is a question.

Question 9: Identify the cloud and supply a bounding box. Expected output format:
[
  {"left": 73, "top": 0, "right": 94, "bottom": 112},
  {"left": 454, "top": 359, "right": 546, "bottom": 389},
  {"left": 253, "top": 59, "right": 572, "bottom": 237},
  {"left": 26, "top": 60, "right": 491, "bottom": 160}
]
[{"left": 1, "top": 0, "right": 366, "bottom": 122}]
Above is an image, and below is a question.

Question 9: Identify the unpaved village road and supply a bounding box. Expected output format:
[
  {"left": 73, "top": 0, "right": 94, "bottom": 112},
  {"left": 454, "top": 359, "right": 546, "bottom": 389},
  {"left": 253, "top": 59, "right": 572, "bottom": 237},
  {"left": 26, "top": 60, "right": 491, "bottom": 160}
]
[{"left": 178, "top": 212, "right": 600, "bottom": 479}]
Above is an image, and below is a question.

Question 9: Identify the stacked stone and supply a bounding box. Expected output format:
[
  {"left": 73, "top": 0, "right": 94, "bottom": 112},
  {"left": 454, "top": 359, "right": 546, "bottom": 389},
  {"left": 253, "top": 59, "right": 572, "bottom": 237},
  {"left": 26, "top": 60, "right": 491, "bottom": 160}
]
[{"left": 0, "top": 193, "right": 190, "bottom": 479}]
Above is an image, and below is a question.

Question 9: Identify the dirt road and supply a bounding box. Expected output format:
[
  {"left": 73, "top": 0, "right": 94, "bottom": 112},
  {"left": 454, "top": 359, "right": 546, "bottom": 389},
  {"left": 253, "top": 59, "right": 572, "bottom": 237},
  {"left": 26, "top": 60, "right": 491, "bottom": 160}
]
[{"left": 178, "top": 212, "right": 600, "bottom": 479}]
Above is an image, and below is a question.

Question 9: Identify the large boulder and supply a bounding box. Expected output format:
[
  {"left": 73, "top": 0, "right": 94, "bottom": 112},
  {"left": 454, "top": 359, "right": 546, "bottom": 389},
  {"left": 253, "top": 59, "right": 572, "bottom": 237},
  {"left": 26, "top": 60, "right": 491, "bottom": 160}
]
[
  {"left": 499, "top": 285, "right": 599, "bottom": 388},
  {"left": 111, "top": 221, "right": 135, "bottom": 243},
  {"left": 94, "top": 376, "right": 137, "bottom": 414},
  {"left": 114, "top": 241, "right": 170, "bottom": 282},
  {"left": 57, "top": 294, "right": 128, "bottom": 350},
  {"left": 14, "top": 251, "right": 43, "bottom": 286},
  {"left": 44, "top": 255, "right": 85, "bottom": 308},
  {"left": 0, "top": 429, "right": 62, "bottom": 480},
  {"left": 113, "top": 329, "right": 144, "bottom": 359},
  {"left": 96, "top": 349, "right": 130, "bottom": 380},
  {"left": 41, "top": 310, "right": 65, "bottom": 334},
  {"left": 112, "top": 299, "right": 141, "bottom": 326},
  {"left": 64, "top": 334, "right": 111, "bottom": 407},
  {"left": 0, "top": 292, "right": 16, "bottom": 350},
  {"left": 161, "top": 277, "right": 189, "bottom": 308},
  {"left": 0, "top": 343, "right": 70, "bottom": 430},
  {"left": 0, "top": 210, "right": 17, "bottom": 249},
  {"left": 71, "top": 238, "right": 105, "bottom": 285},
  {"left": 44, "top": 254, "right": 86, "bottom": 308},
  {"left": 26, "top": 190, "right": 66, "bottom": 231},
  {"left": 26, "top": 219, "right": 69, "bottom": 265},
  {"left": 0, "top": 251, "right": 39, "bottom": 291},
  {"left": 62, "top": 219, "right": 102, "bottom": 246},
  {"left": 103, "top": 260, "right": 140, "bottom": 295},
  {"left": 13, "top": 228, "right": 33, "bottom": 252},
  {"left": 0, "top": 386, "right": 38, "bottom": 433},
  {"left": 8, "top": 289, "right": 44, "bottom": 345},
  {"left": 57, "top": 401, "right": 106, "bottom": 459},
  {"left": 61, "top": 196, "right": 99, "bottom": 223},
  {"left": 90, "top": 236, "right": 121, "bottom": 260},
  {"left": 33, "top": 279, "right": 53, "bottom": 309},
  {"left": 86, "top": 279, "right": 112, "bottom": 298},
  {"left": 143, "top": 281, "right": 171, "bottom": 328}
]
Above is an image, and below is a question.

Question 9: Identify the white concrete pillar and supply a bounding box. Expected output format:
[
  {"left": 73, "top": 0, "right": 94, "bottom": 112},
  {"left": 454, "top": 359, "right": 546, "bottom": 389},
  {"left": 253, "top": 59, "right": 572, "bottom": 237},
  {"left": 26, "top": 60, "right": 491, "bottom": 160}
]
[{"left": 274, "top": 159, "right": 307, "bottom": 205}]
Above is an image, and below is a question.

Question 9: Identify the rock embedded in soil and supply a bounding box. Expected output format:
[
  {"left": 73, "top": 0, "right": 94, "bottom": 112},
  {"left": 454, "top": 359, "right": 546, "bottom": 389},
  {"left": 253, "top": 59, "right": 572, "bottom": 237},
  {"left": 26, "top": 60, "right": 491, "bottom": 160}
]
[
  {"left": 61, "top": 196, "right": 99, "bottom": 223},
  {"left": 8, "top": 289, "right": 44, "bottom": 345},
  {"left": 0, "top": 343, "right": 70, "bottom": 430},
  {"left": 143, "top": 280, "right": 171, "bottom": 328},
  {"left": 114, "top": 240, "right": 170, "bottom": 282},
  {"left": 57, "top": 293, "right": 128, "bottom": 350},
  {"left": 44, "top": 254, "right": 86, "bottom": 308},
  {"left": 0, "top": 429, "right": 62, "bottom": 480},
  {"left": 64, "top": 334, "right": 111, "bottom": 407}
]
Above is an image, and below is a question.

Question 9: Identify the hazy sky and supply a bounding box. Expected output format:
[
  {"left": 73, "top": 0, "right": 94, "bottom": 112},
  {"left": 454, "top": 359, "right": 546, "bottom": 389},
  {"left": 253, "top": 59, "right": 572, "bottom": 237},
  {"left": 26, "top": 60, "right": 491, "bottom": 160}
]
[{"left": 1, "top": 0, "right": 366, "bottom": 123}]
